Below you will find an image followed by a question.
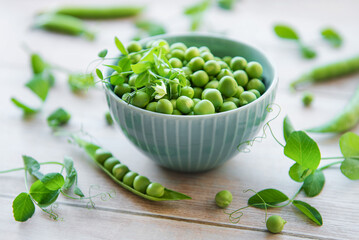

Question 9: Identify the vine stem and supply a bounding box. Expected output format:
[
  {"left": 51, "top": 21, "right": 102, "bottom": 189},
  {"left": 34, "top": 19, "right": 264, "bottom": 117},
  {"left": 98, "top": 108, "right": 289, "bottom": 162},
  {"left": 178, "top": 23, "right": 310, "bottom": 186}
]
[
  {"left": 319, "top": 161, "right": 343, "bottom": 171},
  {"left": 0, "top": 161, "right": 64, "bottom": 174},
  {"left": 321, "top": 156, "right": 345, "bottom": 160}
]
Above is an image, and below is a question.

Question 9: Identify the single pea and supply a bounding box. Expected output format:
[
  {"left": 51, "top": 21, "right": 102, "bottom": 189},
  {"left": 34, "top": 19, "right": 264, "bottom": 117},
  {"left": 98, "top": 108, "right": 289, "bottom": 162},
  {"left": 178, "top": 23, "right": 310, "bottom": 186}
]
[
  {"left": 234, "top": 86, "right": 245, "bottom": 98},
  {"left": 266, "top": 215, "right": 286, "bottom": 234},
  {"left": 182, "top": 66, "right": 193, "bottom": 78},
  {"left": 114, "top": 83, "right": 131, "bottom": 97},
  {"left": 199, "top": 46, "right": 210, "bottom": 53},
  {"left": 214, "top": 57, "right": 222, "bottom": 61},
  {"left": 133, "top": 175, "right": 151, "bottom": 193},
  {"left": 233, "top": 70, "right": 249, "bottom": 87},
  {"left": 173, "top": 109, "right": 182, "bottom": 115},
  {"left": 103, "top": 157, "right": 120, "bottom": 172},
  {"left": 194, "top": 100, "right": 215, "bottom": 115},
  {"left": 131, "top": 91, "right": 150, "bottom": 108},
  {"left": 122, "top": 171, "right": 139, "bottom": 187},
  {"left": 217, "top": 69, "right": 234, "bottom": 80},
  {"left": 176, "top": 96, "right": 194, "bottom": 114},
  {"left": 224, "top": 97, "right": 240, "bottom": 107},
  {"left": 204, "top": 60, "right": 221, "bottom": 76},
  {"left": 193, "top": 98, "right": 201, "bottom": 106},
  {"left": 166, "top": 53, "right": 172, "bottom": 59},
  {"left": 122, "top": 92, "right": 131, "bottom": 102},
  {"left": 218, "top": 76, "right": 238, "bottom": 97},
  {"left": 156, "top": 99, "right": 173, "bottom": 114},
  {"left": 105, "top": 111, "right": 113, "bottom": 125},
  {"left": 246, "top": 79, "right": 266, "bottom": 94},
  {"left": 180, "top": 86, "right": 195, "bottom": 98},
  {"left": 230, "top": 56, "right": 247, "bottom": 71},
  {"left": 171, "top": 49, "right": 185, "bottom": 61},
  {"left": 202, "top": 89, "right": 223, "bottom": 109},
  {"left": 152, "top": 39, "right": 170, "bottom": 52},
  {"left": 193, "top": 87, "right": 203, "bottom": 99},
  {"left": 245, "top": 61, "right": 263, "bottom": 78},
  {"left": 219, "top": 102, "right": 237, "bottom": 112},
  {"left": 188, "top": 111, "right": 195, "bottom": 115},
  {"left": 169, "top": 79, "right": 179, "bottom": 99},
  {"left": 94, "top": 148, "right": 112, "bottom": 164},
  {"left": 205, "top": 80, "right": 219, "bottom": 89},
  {"left": 219, "top": 61, "right": 230, "bottom": 69},
  {"left": 128, "top": 74, "right": 137, "bottom": 86},
  {"left": 112, "top": 164, "right": 129, "bottom": 181},
  {"left": 146, "top": 182, "right": 165, "bottom": 197},
  {"left": 201, "top": 52, "right": 214, "bottom": 62},
  {"left": 302, "top": 92, "right": 314, "bottom": 107},
  {"left": 185, "top": 47, "right": 200, "bottom": 61},
  {"left": 170, "top": 42, "right": 187, "bottom": 52},
  {"left": 169, "top": 57, "right": 183, "bottom": 68},
  {"left": 170, "top": 99, "right": 177, "bottom": 109},
  {"left": 222, "top": 56, "right": 232, "bottom": 66},
  {"left": 249, "top": 89, "right": 261, "bottom": 98},
  {"left": 240, "top": 91, "right": 257, "bottom": 106},
  {"left": 188, "top": 57, "right": 205, "bottom": 71},
  {"left": 127, "top": 41, "right": 142, "bottom": 53},
  {"left": 130, "top": 54, "right": 141, "bottom": 64},
  {"left": 145, "top": 40, "right": 155, "bottom": 49},
  {"left": 146, "top": 102, "right": 157, "bottom": 112},
  {"left": 186, "top": 80, "right": 191, "bottom": 86},
  {"left": 191, "top": 70, "right": 209, "bottom": 87},
  {"left": 215, "top": 190, "right": 233, "bottom": 208}
]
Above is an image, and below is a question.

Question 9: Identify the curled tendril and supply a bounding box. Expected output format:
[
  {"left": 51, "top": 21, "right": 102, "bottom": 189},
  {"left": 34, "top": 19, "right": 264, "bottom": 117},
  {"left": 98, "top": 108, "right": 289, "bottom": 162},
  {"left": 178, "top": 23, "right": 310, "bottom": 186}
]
[
  {"left": 224, "top": 206, "right": 248, "bottom": 224},
  {"left": 243, "top": 189, "right": 268, "bottom": 222},
  {"left": 87, "top": 185, "right": 116, "bottom": 209},
  {"left": 40, "top": 206, "right": 60, "bottom": 221},
  {"left": 237, "top": 103, "right": 282, "bottom": 152}
]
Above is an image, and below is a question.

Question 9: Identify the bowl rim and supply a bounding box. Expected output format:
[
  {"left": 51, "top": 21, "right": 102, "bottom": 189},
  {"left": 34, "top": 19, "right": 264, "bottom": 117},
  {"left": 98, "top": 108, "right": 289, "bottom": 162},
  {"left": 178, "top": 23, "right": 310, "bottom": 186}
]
[{"left": 103, "top": 33, "right": 278, "bottom": 119}]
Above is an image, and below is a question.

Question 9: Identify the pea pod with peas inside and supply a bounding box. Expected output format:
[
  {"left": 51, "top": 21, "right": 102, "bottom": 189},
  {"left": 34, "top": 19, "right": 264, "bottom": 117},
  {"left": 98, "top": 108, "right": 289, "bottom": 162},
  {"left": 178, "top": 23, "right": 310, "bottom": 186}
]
[{"left": 72, "top": 136, "right": 191, "bottom": 201}]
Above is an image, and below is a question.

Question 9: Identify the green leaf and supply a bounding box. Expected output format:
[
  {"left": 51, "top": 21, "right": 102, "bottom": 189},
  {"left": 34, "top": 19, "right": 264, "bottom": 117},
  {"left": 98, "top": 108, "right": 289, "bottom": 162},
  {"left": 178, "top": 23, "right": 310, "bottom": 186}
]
[
  {"left": 68, "top": 73, "right": 94, "bottom": 92},
  {"left": 184, "top": 0, "right": 211, "bottom": 15},
  {"left": 292, "top": 200, "right": 323, "bottom": 225},
  {"left": 25, "top": 74, "right": 50, "bottom": 101},
  {"left": 135, "top": 20, "right": 166, "bottom": 36},
  {"left": 303, "top": 170, "right": 325, "bottom": 197},
  {"left": 289, "top": 163, "right": 312, "bottom": 182},
  {"left": 98, "top": 49, "right": 108, "bottom": 58},
  {"left": 11, "top": 98, "right": 39, "bottom": 116},
  {"left": 131, "top": 61, "right": 152, "bottom": 75},
  {"left": 283, "top": 116, "right": 295, "bottom": 142},
  {"left": 339, "top": 132, "right": 359, "bottom": 158},
  {"left": 47, "top": 108, "right": 71, "bottom": 128},
  {"left": 340, "top": 158, "right": 359, "bottom": 180},
  {"left": 110, "top": 75, "right": 125, "bottom": 85},
  {"left": 273, "top": 25, "right": 300, "bottom": 40},
  {"left": 104, "top": 64, "right": 122, "bottom": 73},
  {"left": 118, "top": 57, "right": 131, "bottom": 72},
  {"left": 114, "top": 37, "right": 128, "bottom": 56},
  {"left": 300, "top": 45, "right": 317, "bottom": 59},
  {"left": 29, "top": 180, "right": 60, "bottom": 207},
  {"left": 217, "top": 0, "right": 235, "bottom": 10},
  {"left": 321, "top": 28, "right": 342, "bottom": 48},
  {"left": 64, "top": 157, "right": 74, "bottom": 175},
  {"left": 248, "top": 188, "right": 289, "bottom": 209},
  {"left": 96, "top": 68, "right": 103, "bottom": 80},
  {"left": 74, "top": 186, "right": 84, "bottom": 197},
  {"left": 12, "top": 192, "right": 35, "bottom": 222},
  {"left": 41, "top": 173, "right": 65, "bottom": 191},
  {"left": 23, "top": 155, "right": 43, "bottom": 179},
  {"left": 31, "top": 53, "right": 46, "bottom": 74},
  {"left": 284, "top": 131, "right": 321, "bottom": 170},
  {"left": 135, "top": 72, "right": 150, "bottom": 88}
]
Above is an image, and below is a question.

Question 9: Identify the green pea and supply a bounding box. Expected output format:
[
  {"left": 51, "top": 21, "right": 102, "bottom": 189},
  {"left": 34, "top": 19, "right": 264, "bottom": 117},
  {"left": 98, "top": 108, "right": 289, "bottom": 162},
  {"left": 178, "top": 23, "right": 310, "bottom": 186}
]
[
  {"left": 188, "top": 111, "right": 195, "bottom": 115},
  {"left": 131, "top": 91, "right": 150, "bottom": 108},
  {"left": 169, "top": 57, "right": 183, "bottom": 68},
  {"left": 219, "top": 102, "right": 237, "bottom": 112},
  {"left": 170, "top": 42, "right": 187, "bottom": 52},
  {"left": 112, "top": 163, "right": 129, "bottom": 181},
  {"left": 173, "top": 109, "right": 182, "bottom": 115},
  {"left": 245, "top": 61, "right": 263, "bottom": 78},
  {"left": 222, "top": 56, "right": 232, "bottom": 66},
  {"left": 171, "top": 49, "right": 185, "bottom": 61},
  {"left": 133, "top": 175, "right": 151, "bottom": 193},
  {"left": 146, "top": 102, "right": 158, "bottom": 112},
  {"left": 122, "top": 92, "right": 131, "bottom": 101},
  {"left": 186, "top": 80, "right": 191, "bottom": 86},
  {"left": 205, "top": 80, "right": 219, "bottom": 89},
  {"left": 169, "top": 99, "right": 177, "bottom": 109},
  {"left": 194, "top": 100, "right": 215, "bottom": 115},
  {"left": 176, "top": 96, "right": 194, "bottom": 114},
  {"left": 188, "top": 57, "right": 205, "bottom": 71},
  {"left": 249, "top": 89, "right": 260, "bottom": 98},
  {"left": 246, "top": 79, "right": 265, "bottom": 94},
  {"left": 302, "top": 92, "right": 314, "bottom": 107},
  {"left": 145, "top": 40, "right": 155, "bottom": 49},
  {"left": 104, "top": 157, "right": 120, "bottom": 172},
  {"left": 191, "top": 70, "right": 209, "bottom": 87},
  {"left": 182, "top": 66, "right": 193, "bottom": 78},
  {"left": 114, "top": 83, "right": 131, "bottom": 97},
  {"left": 266, "top": 215, "right": 286, "bottom": 234},
  {"left": 219, "top": 61, "right": 230, "bottom": 69},
  {"left": 185, "top": 47, "right": 200, "bottom": 61},
  {"left": 122, "top": 171, "right": 138, "bottom": 187},
  {"left": 128, "top": 74, "right": 137, "bottom": 86},
  {"left": 233, "top": 70, "right": 248, "bottom": 87},
  {"left": 94, "top": 148, "right": 112, "bottom": 164},
  {"left": 193, "top": 98, "right": 201, "bottom": 106},
  {"left": 204, "top": 60, "right": 221, "bottom": 76},
  {"left": 193, "top": 87, "right": 203, "bottom": 99},
  {"left": 130, "top": 54, "right": 141, "bottom": 64},
  {"left": 217, "top": 69, "right": 234, "bottom": 80},
  {"left": 214, "top": 57, "right": 222, "bottom": 61},
  {"left": 215, "top": 190, "right": 233, "bottom": 208},
  {"left": 156, "top": 99, "right": 173, "bottom": 114},
  {"left": 218, "top": 76, "right": 238, "bottom": 97},
  {"left": 199, "top": 46, "right": 210, "bottom": 53},
  {"left": 230, "top": 56, "right": 247, "bottom": 71},
  {"left": 224, "top": 97, "right": 240, "bottom": 107},
  {"left": 152, "top": 39, "right": 170, "bottom": 52},
  {"left": 201, "top": 52, "right": 214, "bottom": 62},
  {"left": 146, "top": 182, "right": 165, "bottom": 197},
  {"left": 180, "top": 86, "right": 195, "bottom": 98},
  {"left": 234, "top": 86, "right": 245, "bottom": 98},
  {"left": 105, "top": 111, "right": 113, "bottom": 125},
  {"left": 240, "top": 91, "right": 257, "bottom": 106},
  {"left": 202, "top": 89, "right": 223, "bottom": 109}
]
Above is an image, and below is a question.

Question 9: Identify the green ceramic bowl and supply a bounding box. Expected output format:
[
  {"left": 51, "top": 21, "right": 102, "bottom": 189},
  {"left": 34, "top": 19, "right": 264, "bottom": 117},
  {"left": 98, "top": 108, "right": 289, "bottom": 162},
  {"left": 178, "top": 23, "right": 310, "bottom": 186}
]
[{"left": 104, "top": 33, "right": 278, "bottom": 172}]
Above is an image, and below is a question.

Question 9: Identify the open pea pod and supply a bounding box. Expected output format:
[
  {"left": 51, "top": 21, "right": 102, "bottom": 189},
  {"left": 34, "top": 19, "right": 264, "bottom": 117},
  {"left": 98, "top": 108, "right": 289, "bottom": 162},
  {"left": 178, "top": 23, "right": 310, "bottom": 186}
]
[{"left": 72, "top": 136, "right": 191, "bottom": 201}]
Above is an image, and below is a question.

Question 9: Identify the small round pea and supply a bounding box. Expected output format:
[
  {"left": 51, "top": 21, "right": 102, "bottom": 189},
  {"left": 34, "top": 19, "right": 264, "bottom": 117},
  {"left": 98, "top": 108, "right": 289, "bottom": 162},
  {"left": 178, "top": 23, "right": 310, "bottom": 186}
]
[
  {"left": 127, "top": 41, "right": 142, "bottom": 53},
  {"left": 204, "top": 60, "right": 221, "bottom": 76},
  {"left": 201, "top": 52, "right": 214, "bottom": 62},
  {"left": 170, "top": 42, "right": 187, "bottom": 52},
  {"left": 240, "top": 91, "right": 257, "bottom": 106},
  {"left": 169, "top": 57, "right": 183, "bottom": 68},
  {"left": 230, "top": 56, "right": 247, "bottom": 71},
  {"left": 180, "top": 86, "right": 195, "bottom": 98},
  {"left": 234, "top": 86, "right": 245, "bottom": 98},
  {"left": 146, "top": 182, "right": 165, "bottom": 197},
  {"left": 217, "top": 69, "right": 234, "bottom": 80},
  {"left": 199, "top": 46, "right": 210, "bottom": 53},
  {"left": 152, "top": 39, "right": 170, "bottom": 52},
  {"left": 205, "top": 80, "right": 219, "bottom": 89},
  {"left": 215, "top": 190, "right": 233, "bottom": 208},
  {"left": 122, "top": 92, "right": 131, "bottom": 101},
  {"left": 156, "top": 99, "right": 173, "bottom": 114},
  {"left": 188, "top": 57, "right": 205, "bottom": 71},
  {"left": 194, "top": 100, "right": 215, "bottom": 115},
  {"left": 249, "top": 89, "right": 261, "bottom": 98},
  {"left": 233, "top": 70, "right": 249, "bottom": 87},
  {"left": 219, "top": 61, "right": 230, "bottom": 69},
  {"left": 302, "top": 92, "right": 314, "bottom": 107},
  {"left": 219, "top": 102, "right": 237, "bottom": 112},
  {"left": 224, "top": 97, "right": 240, "bottom": 107},
  {"left": 146, "top": 102, "right": 158, "bottom": 112},
  {"left": 218, "top": 76, "right": 238, "bottom": 97},
  {"left": 128, "top": 74, "right": 137, "bottom": 86},
  {"left": 191, "top": 70, "right": 209, "bottom": 87},
  {"left": 246, "top": 79, "right": 266, "bottom": 94},
  {"left": 173, "top": 110, "right": 182, "bottom": 115},
  {"left": 266, "top": 215, "right": 286, "bottom": 234},
  {"left": 130, "top": 54, "right": 141, "bottom": 64},
  {"left": 112, "top": 164, "right": 129, "bottom": 181},
  {"left": 182, "top": 66, "right": 192, "bottom": 78},
  {"left": 186, "top": 80, "right": 191, "bottom": 86},
  {"left": 94, "top": 149, "right": 112, "bottom": 164},
  {"left": 131, "top": 91, "right": 150, "bottom": 108},
  {"left": 245, "top": 61, "right": 263, "bottom": 78},
  {"left": 185, "top": 47, "right": 200, "bottom": 61},
  {"left": 193, "top": 98, "right": 201, "bottom": 106},
  {"left": 170, "top": 99, "right": 177, "bottom": 109},
  {"left": 222, "top": 56, "right": 232, "bottom": 66},
  {"left": 170, "top": 49, "right": 185, "bottom": 61},
  {"left": 133, "top": 175, "right": 151, "bottom": 193},
  {"left": 104, "top": 157, "right": 120, "bottom": 172},
  {"left": 193, "top": 87, "right": 203, "bottom": 99},
  {"left": 202, "top": 89, "right": 223, "bottom": 109},
  {"left": 122, "top": 171, "right": 138, "bottom": 187},
  {"left": 114, "top": 83, "right": 131, "bottom": 97},
  {"left": 176, "top": 96, "right": 194, "bottom": 114}
]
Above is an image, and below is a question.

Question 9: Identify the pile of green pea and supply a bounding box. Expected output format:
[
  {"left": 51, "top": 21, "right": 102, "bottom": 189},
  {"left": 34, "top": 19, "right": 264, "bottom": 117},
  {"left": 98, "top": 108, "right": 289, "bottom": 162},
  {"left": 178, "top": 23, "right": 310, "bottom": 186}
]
[
  {"left": 113, "top": 40, "right": 266, "bottom": 115},
  {"left": 94, "top": 148, "right": 165, "bottom": 197}
]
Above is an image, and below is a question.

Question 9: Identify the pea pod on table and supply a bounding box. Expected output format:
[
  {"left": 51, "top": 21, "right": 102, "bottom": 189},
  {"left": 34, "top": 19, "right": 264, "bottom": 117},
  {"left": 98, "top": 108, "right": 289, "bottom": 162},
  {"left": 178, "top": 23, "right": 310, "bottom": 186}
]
[{"left": 72, "top": 136, "right": 191, "bottom": 201}]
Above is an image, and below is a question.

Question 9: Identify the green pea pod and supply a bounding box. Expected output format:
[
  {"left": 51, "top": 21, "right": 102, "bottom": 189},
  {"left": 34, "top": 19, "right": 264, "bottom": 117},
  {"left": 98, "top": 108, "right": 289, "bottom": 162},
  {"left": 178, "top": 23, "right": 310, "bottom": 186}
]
[
  {"left": 291, "top": 55, "right": 359, "bottom": 89},
  {"left": 51, "top": 6, "right": 144, "bottom": 19},
  {"left": 33, "top": 14, "right": 95, "bottom": 40},
  {"left": 307, "top": 86, "right": 359, "bottom": 133},
  {"left": 72, "top": 136, "right": 191, "bottom": 201}
]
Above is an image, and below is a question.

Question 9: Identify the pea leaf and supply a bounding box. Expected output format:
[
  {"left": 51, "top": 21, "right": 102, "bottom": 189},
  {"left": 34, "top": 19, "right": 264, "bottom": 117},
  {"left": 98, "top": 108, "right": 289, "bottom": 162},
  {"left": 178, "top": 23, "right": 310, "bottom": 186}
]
[
  {"left": 104, "top": 64, "right": 122, "bottom": 73},
  {"left": 68, "top": 73, "right": 94, "bottom": 92},
  {"left": 339, "top": 132, "right": 359, "bottom": 180},
  {"left": 64, "top": 157, "right": 74, "bottom": 176},
  {"left": 74, "top": 186, "right": 84, "bottom": 197},
  {"left": 135, "top": 20, "right": 166, "bottom": 37},
  {"left": 273, "top": 25, "right": 299, "bottom": 40},
  {"left": 118, "top": 57, "right": 131, "bottom": 72},
  {"left": 29, "top": 180, "right": 60, "bottom": 207},
  {"left": 98, "top": 49, "right": 108, "bottom": 58},
  {"left": 283, "top": 115, "right": 295, "bottom": 142},
  {"left": 11, "top": 98, "right": 39, "bottom": 115},
  {"left": 114, "top": 37, "right": 128, "bottom": 56},
  {"left": 340, "top": 158, "right": 359, "bottom": 180},
  {"left": 321, "top": 28, "right": 342, "bottom": 48},
  {"left": 96, "top": 68, "right": 103, "bottom": 80},
  {"left": 292, "top": 200, "right": 323, "bottom": 226},
  {"left": 217, "top": 0, "right": 235, "bottom": 10},
  {"left": 31, "top": 53, "right": 46, "bottom": 74},
  {"left": 47, "top": 108, "right": 71, "bottom": 128},
  {"left": 23, "top": 155, "right": 43, "bottom": 179},
  {"left": 12, "top": 192, "right": 35, "bottom": 222},
  {"left": 110, "top": 75, "right": 125, "bottom": 85},
  {"left": 132, "top": 61, "right": 152, "bottom": 75},
  {"left": 40, "top": 173, "right": 65, "bottom": 191},
  {"left": 303, "top": 170, "right": 325, "bottom": 197},
  {"left": 300, "top": 45, "right": 317, "bottom": 59},
  {"left": 135, "top": 71, "right": 150, "bottom": 88},
  {"left": 25, "top": 74, "right": 50, "bottom": 101},
  {"left": 289, "top": 163, "right": 312, "bottom": 182},
  {"left": 284, "top": 131, "right": 321, "bottom": 170},
  {"left": 184, "top": 0, "right": 211, "bottom": 15},
  {"left": 248, "top": 188, "right": 289, "bottom": 209},
  {"left": 63, "top": 157, "right": 78, "bottom": 190}
]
